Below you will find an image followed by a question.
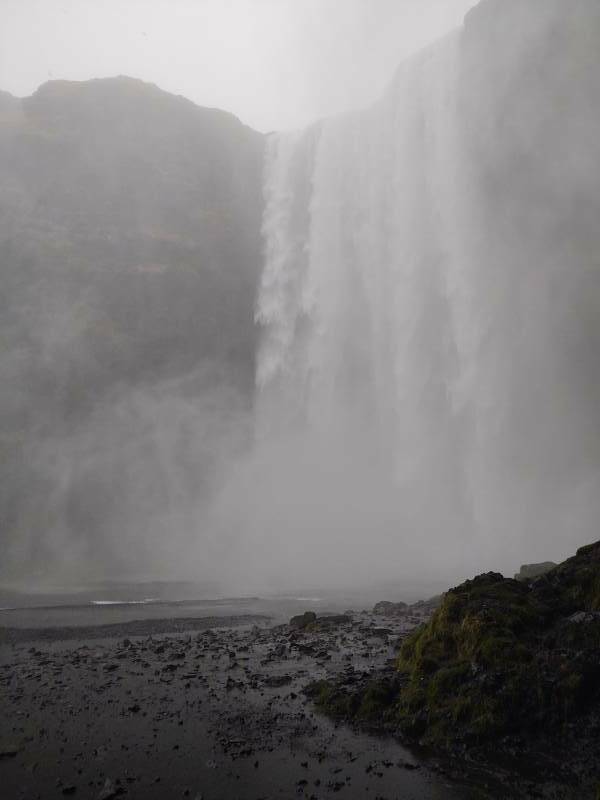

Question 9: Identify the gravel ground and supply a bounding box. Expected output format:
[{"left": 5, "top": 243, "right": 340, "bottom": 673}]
[{"left": 0, "top": 611, "right": 487, "bottom": 800}]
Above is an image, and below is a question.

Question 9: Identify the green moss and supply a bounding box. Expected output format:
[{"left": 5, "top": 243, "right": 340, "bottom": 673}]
[
  {"left": 392, "top": 542, "right": 600, "bottom": 747},
  {"left": 307, "top": 679, "right": 361, "bottom": 718},
  {"left": 427, "top": 663, "right": 471, "bottom": 705},
  {"left": 357, "top": 680, "right": 397, "bottom": 720},
  {"left": 306, "top": 676, "right": 400, "bottom": 723},
  {"left": 546, "top": 542, "right": 600, "bottom": 612},
  {"left": 310, "top": 540, "right": 600, "bottom": 758}
]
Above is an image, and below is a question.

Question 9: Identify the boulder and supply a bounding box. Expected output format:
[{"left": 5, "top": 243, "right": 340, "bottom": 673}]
[
  {"left": 289, "top": 611, "right": 317, "bottom": 629},
  {"left": 315, "top": 614, "right": 352, "bottom": 628},
  {"left": 0, "top": 743, "right": 19, "bottom": 759},
  {"left": 373, "top": 601, "right": 408, "bottom": 616},
  {"left": 514, "top": 562, "right": 557, "bottom": 581}
]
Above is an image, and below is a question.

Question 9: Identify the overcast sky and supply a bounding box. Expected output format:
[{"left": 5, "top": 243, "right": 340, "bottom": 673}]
[{"left": 1, "top": 0, "right": 477, "bottom": 131}]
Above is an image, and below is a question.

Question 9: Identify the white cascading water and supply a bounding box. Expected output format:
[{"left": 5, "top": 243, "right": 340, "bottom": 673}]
[
  {"left": 254, "top": 33, "right": 485, "bottom": 576},
  {"left": 248, "top": 17, "right": 600, "bottom": 586}
]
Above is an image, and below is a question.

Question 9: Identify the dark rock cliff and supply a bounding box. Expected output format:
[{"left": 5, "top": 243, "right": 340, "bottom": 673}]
[{"left": 0, "top": 77, "right": 264, "bottom": 579}]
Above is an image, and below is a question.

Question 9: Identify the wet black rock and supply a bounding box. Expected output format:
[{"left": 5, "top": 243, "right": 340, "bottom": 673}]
[
  {"left": 290, "top": 612, "right": 317, "bottom": 630},
  {"left": 97, "top": 778, "right": 120, "bottom": 800},
  {"left": 373, "top": 602, "right": 408, "bottom": 616},
  {"left": 315, "top": 615, "right": 352, "bottom": 628},
  {"left": 311, "top": 539, "right": 600, "bottom": 799},
  {"left": 0, "top": 743, "right": 20, "bottom": 758},
  {"left": 263, "top": 675, "right": 292, "bottom": 687},
  {"left": 371, "top": 628, "right": 392, "bottom": 639},
  {"left": 514, "top": 562, "right": 557, "bottom": 582}
]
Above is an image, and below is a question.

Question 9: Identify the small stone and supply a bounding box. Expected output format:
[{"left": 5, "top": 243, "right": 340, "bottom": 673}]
[
  {"left": 0, "top": 744, "right": 19, "bottom": 759},
  {"left": 97, "top": 778, "right": 118, "bottom": 800}
]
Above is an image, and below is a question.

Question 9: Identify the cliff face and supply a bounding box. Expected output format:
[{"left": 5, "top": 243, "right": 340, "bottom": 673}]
[
  {"left": 0, "top": 77, "right": 264, "bottom": 579},
  {"left": 0, "top": 76, "right": 264, "bottom": 400}
]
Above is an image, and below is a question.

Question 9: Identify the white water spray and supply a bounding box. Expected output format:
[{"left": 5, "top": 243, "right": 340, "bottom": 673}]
[
  {"left": 255, "top": 35, "right": 479, "bottom": 572},
  {"left": 252, "top": 14, "right": 600, "bottom": 583}
]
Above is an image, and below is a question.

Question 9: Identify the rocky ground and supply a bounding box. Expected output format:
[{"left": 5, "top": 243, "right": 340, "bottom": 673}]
[
  {"left": 312, "top": 543, "right": 600, "bottom": 800},
  {"left": 0, "top": 608, "right": 494, "bottom": 800}
]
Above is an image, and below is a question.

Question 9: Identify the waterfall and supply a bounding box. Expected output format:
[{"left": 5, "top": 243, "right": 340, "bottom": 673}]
[
  {"left": 253, "top": 12, "right": 600, "bottom": 579},
  {"left": 255, "top": 34, "right": 479, "bottom": 568},
  {"left": 201, "top": 0, "right": 600, "bottom": 592}
]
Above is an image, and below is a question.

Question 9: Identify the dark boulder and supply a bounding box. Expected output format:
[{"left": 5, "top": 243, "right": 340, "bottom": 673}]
[
  {"left": 373, "top": 601, "right": 408, "bottom": 616},
  {"left": 514, "top": 562, "right": 557, "bottom": 582},
  {"left": 289, "top": 612, "right": 317, "bottom": 629},
  {"left": 315, "top": 614, "right": 352, "bottom": 628}
]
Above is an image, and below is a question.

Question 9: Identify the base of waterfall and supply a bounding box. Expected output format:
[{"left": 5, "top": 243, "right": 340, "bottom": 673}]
[
  {"left": 1, "top": 608, "right": 487, "bottom": 800},
  {"left": 309, "top": 541, "right": 600, "bottom": 799},
  {"left": 2, "top": 551, "right": 598, "bottom": 800}
]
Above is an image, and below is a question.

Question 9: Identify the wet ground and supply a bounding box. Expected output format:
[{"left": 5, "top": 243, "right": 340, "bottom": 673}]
[{"left": 0, "top": 609, "right": 492, "bottom": 800}]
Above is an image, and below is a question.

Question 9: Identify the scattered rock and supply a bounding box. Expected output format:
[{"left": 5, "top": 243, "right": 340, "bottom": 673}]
[
  {"left": 371, "top": 627, "right": 392, "bottom": 639},
  {"left": 263, "top": 674, "right": 292, "bottom": 687},
  {"left": 315, "top": 614, "right": 352, "bottom": 628},
  {"left": 373, "top": 601, "right": 408, "bottom": 616},
  {"left": 568, "top": 611, "right": 600, "bottom": 624}
]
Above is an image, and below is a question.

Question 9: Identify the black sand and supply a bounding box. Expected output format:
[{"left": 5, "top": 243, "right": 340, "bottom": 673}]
[{"left": 0, "top": 612, "right": 485, "bottom": 799}]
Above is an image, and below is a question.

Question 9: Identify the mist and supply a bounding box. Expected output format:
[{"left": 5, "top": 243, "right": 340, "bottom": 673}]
[
  {"left": 1, "top": 0, "right": 600, "bottom": 600},
  {"left": 208, "top": 0, "right": 600, "bottom": 594},
  {"left": 1, "top": 0, "right": 476, "bottom": 131}
]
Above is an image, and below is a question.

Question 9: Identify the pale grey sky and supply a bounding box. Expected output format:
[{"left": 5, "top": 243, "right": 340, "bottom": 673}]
[{"left": 1, "top": 0, "right": 477, "bottom": 131}]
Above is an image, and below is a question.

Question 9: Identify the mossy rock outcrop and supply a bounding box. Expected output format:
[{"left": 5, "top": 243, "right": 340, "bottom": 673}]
[
  {"left": 396, "top": 541, "right": 600, "bottom": 747},
  {"left": 514, "top": 561, "right": 557, "bottom": 581},
  {"left": 289, "top": 611, "right": 317, "bottom": 629},
  {"left": 311, "top": 541, "right": 600, "bottom": 758}
]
